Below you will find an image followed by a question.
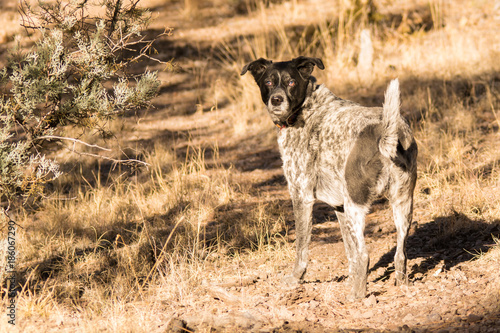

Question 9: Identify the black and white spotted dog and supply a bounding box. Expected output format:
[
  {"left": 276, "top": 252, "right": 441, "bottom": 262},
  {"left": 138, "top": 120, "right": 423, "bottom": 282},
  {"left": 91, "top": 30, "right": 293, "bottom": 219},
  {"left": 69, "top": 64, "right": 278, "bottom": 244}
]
[{"left": 241, "top": 56, "right": 417, "bottom": 300}]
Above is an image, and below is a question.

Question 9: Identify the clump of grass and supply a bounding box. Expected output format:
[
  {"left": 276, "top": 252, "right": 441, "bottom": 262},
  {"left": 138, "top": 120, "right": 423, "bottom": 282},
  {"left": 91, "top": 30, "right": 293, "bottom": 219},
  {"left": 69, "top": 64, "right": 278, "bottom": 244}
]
[{"left": 416, "top": 73, "right": 500, "bottom": 222}]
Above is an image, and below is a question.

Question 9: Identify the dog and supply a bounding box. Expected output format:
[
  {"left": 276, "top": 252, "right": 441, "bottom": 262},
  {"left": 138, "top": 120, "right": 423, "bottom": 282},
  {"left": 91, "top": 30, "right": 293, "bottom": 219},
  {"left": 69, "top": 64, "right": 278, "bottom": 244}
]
[{"left": 241, "top": 56, "right": 417, "bottom": 300}]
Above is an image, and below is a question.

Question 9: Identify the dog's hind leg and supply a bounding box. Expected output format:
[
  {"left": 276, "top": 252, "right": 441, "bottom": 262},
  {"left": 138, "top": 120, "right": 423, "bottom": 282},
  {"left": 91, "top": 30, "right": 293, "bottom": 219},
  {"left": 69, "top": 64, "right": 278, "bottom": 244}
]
[
  {"left": 282, "top": 193, "right": 314, "bottom": 286},
  {"left": 391, "top": 192, "right": 414, "bottom": 286},
  {"left": 337, "top": 204, "right": 370, "bottom": 300},
  {"left": 390, "top": 155, "right": 417, "bottom": 285}
]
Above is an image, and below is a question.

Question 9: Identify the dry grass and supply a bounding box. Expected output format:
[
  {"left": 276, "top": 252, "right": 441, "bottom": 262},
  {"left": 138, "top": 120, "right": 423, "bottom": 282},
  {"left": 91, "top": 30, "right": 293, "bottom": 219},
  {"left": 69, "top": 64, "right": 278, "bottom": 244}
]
[{"left": 1, "top": 0, "right": 500, "bottom": 331}]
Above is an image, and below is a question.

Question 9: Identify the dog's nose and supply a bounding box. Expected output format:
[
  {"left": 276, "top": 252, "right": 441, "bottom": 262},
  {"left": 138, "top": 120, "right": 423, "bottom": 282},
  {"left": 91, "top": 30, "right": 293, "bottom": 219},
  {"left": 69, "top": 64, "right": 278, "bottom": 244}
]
[{"left": 271, "top": 95, "right": 284, "bottom": 106}]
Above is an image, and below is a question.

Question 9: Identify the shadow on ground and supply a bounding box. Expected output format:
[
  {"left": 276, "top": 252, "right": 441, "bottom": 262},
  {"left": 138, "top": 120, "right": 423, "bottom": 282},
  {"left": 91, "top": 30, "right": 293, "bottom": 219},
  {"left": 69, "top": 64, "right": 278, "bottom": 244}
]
[{"left": 371, "top": 212, "right": 500, "bottom": 280}]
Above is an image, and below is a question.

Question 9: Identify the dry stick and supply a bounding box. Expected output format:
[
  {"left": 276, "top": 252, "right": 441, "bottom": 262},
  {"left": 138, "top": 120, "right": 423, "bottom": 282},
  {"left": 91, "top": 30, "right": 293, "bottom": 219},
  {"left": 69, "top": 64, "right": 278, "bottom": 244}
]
[
  {"left": 141, "top": 216, "right": 186, "bottom": 289},
  {"left": 108, "top": 0, "right": 122, "bottom": 38},
  {"left": 486, "top": 86, "right": 500, "bottom": 129},
  {"left": 37, "top": 135, "right": 150, "bottom": 168},
  {"left": 37, "top": 135, "right": 112, "bottom": 151},
  {"left": 107, "top": 29, "right": 173, "bottom": 66},
  {"left": 65, "top": 149, "right": 150, "bottom": 168},
  {"left": 205, "top": 286, "right": 242, "bottom": 305}
]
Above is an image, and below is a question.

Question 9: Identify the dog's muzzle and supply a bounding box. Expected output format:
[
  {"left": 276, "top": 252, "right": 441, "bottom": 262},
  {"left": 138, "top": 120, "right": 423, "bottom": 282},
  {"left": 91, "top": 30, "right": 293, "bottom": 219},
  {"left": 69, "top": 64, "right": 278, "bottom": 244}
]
[
  {"left": 268, "top": 92, "right": 295, "bottom": 129},
  {"left": 271, "top": 95, "right": 284, "bottom": 106}
]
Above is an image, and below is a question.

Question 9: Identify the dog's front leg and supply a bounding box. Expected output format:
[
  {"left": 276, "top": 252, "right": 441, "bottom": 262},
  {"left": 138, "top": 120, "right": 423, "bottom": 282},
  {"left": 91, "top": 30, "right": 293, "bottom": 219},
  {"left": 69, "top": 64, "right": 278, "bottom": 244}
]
[{"left": 282, "top": 190, "right": 314, "bottom": 286}]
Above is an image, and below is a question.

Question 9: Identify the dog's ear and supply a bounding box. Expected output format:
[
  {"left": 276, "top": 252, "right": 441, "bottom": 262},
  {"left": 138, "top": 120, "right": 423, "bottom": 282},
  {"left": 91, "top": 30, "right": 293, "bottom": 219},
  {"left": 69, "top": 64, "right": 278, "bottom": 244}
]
[
  {"left": 292, "top": 56, "right": 325, "bottom": 79},
  {"left": 241, "top": 58, "right": 272, "bottom": 80}
]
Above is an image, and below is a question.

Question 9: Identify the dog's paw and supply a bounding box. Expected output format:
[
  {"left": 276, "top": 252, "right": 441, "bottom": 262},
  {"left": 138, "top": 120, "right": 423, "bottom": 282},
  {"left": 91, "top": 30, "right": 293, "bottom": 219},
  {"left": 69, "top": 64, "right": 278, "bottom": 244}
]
[
  {"left": 346, "top": 291, "right": 365, "bottom": 302},
  {"left": 346, "top": 287, "right": 367, "bottom": 302},
  {"left": 281, "top": 274, "right": 300, "bottom": 288},
  {"left": 395, "top": 272, "right": 409, "bottom": 286}
]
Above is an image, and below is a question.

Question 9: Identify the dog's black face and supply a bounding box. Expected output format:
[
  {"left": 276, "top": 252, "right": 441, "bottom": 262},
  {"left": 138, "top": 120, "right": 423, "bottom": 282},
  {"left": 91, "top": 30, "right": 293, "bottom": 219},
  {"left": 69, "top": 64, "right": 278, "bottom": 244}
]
[{"left": 241, "top": 56, "right": 324, "bottom": 128}]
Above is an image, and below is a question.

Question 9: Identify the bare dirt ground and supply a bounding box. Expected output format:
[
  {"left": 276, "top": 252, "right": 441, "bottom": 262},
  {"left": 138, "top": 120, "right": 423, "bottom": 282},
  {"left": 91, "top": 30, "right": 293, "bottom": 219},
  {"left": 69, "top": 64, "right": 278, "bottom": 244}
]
[{"left": 1, "top": 0, "right": 500, "bottom": 332}]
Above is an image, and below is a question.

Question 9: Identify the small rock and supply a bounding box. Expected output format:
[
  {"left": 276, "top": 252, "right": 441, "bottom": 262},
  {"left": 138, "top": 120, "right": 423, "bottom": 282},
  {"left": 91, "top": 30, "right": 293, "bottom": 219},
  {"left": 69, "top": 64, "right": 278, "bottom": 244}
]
[
  {"left": 402, "top": 312, "right": 415, "bottom": 323},
  {"left": 308, "top": 300, "right": 320, "bottom": 309},
  {"left": 363, "top": 294, "right": 377, "bottom": 307},
  {"left": 466, "top": 314, "right": 483, "bottom": 322},
  {"left": 232, "top": 311, "right": 262, "bottom": 329},
  {"left": 362, "top": 309, "right": 375, "bottom": 318},
  {"left": 349, "top": 309, "right": 362, "bottom": 319},
  {"left": 433, "top": 267, "right": 443, "bottom": 276},
  {"left": 399, "top": 324, "right": 413, "bottom": 332},
  {"left": 427, "top": 313, "right": 442, "bottom": 322},
  {"left": 276, "top": 307, "right": 294, "bottom": 321},
  {"left": 166, "top": 318, "right": 188, "bottom": 333}
]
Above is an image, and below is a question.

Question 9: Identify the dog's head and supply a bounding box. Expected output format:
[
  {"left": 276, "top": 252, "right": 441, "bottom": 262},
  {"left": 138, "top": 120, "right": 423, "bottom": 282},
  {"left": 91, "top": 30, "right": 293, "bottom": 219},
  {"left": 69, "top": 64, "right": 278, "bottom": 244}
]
[{"left": 241, "top": 56, "right": 324, "bottom": 128}]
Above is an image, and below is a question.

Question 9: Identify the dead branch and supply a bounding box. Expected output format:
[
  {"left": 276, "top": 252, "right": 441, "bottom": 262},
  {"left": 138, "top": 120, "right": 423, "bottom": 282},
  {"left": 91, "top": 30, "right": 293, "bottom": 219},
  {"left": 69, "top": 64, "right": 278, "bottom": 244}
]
[
  {"left": 37, "top": 135, "right": 149, "bottom": 168},
  {"left": 36, "top": 135, "right": 112, "bottom": 151}
]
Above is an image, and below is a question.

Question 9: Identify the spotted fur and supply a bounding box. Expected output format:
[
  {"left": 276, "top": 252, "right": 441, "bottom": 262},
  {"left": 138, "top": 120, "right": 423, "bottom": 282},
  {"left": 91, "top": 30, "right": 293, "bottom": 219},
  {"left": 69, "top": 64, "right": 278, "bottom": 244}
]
[{"left": 242, "top": 57, "right": 417, "bottom": 300}]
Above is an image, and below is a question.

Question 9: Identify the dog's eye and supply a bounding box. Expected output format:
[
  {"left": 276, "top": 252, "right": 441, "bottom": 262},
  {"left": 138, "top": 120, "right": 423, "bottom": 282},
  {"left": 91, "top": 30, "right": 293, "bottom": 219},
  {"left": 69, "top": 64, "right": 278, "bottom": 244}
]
[
  {"left": 265, "top": 80, "right": 273, "bottom": 86},
  {"left": 288, "top": 80, "right": 296, "bottom": 87}
]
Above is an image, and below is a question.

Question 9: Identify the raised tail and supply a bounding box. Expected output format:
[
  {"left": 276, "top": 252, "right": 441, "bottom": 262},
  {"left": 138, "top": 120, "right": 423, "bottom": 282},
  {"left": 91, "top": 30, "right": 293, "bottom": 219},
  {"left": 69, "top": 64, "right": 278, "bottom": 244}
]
[{"left": 379, "top": 79, "right": 401, "bottom": 159}]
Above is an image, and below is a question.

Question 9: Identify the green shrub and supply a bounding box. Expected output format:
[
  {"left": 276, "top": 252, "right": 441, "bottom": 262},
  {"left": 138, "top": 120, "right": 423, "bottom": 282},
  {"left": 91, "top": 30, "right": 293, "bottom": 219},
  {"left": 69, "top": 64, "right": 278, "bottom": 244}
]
[{"left": 0, "top": 0, "right": 170, "bottom": 201}]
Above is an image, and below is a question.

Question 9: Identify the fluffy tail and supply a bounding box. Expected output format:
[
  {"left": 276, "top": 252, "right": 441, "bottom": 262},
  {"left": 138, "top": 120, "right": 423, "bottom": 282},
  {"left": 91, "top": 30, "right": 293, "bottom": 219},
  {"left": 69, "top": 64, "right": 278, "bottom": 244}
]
[{"left": 379, "top": 79, "right": 400, "bottom": 159}]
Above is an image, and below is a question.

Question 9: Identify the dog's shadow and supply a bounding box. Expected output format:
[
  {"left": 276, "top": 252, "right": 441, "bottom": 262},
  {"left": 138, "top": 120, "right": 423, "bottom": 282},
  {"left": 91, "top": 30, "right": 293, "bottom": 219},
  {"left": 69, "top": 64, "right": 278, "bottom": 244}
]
[{"left": 369, "top": 211, "right": 500, "bottom": 281}]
